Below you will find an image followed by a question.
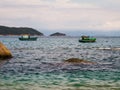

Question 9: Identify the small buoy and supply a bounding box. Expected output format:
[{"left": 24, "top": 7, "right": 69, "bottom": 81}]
[{"left": 0, "top": 42, "right": 12, "bottom": 59}]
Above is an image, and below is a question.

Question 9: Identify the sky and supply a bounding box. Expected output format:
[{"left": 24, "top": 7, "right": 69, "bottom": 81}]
[{"left": 0, "top": 0, "right": 120, "bottom": 36}]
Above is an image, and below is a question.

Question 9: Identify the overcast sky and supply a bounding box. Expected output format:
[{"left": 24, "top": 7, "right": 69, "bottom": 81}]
[{"left": 0, "top": 0, "right": 120, "bottom": 36}]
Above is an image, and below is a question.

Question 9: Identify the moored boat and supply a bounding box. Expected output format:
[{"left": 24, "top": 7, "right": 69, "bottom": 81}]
[
  {"left": 19, "top": 35, "right": 37, "bottom": 41},
  {"left": 79, "top": 36, "right": 96, "bottom": 43}
]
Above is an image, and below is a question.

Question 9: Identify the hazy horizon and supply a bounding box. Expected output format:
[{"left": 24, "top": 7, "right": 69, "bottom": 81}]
[{"left": 40, "top": 29, "right": 120, "bottom": 36}]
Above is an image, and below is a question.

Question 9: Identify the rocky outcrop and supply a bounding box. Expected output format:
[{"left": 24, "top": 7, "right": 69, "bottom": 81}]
[
  {"left": 0, "top": 42, "right": 12, "bottom": 59},
  {"left": 50, "top": 32, "right": 66, "bottom": 36},
  {"left": 64, "top": 58, "right": 96, "bottom": 64}
]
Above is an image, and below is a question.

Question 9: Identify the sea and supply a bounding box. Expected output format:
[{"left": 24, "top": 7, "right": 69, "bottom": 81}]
[{"left": 0, "top": 36, "right": 120, "bottom": 90}]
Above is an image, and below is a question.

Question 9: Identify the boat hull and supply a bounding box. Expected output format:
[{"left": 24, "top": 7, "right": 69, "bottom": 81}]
[
  {"left": 19, "top": 37, "right": 37, "bottom": 41},
  {"left": 79, "top": 39, "right": 96, "bottom": 43}
]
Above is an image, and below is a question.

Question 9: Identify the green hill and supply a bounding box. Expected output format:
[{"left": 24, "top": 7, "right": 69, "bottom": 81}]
[{"left": 0, "top": 25, "right": 43, "bottom": 36}]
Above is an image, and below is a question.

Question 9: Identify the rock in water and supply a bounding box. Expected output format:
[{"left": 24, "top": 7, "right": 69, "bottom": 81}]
[
  {"left": 0, "top": 42, "right": 12, "bottom": 59},
  {"left": 64, "top": 58, "right": 96, "bottom": 64}
]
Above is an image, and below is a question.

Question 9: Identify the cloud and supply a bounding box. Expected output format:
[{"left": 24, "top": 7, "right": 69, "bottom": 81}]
[
  {"left": 0, "top": 0, "right": 120, "bottom": 32},
  {"left": 102, "top": 20, "right": 120, "bottom": 30},
  {"left": 0, "top": 0, "right": 98, "bottom": 9}
]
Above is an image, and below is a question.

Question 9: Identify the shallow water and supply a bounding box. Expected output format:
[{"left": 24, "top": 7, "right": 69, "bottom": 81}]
[{"left": 0, "top": 36, "right": 120, "bottom": 90}]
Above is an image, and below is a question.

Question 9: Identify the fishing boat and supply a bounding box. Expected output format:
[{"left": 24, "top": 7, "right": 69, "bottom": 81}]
[
  {"left": 19, "top": 35, "right": 37, "bottom": 41},
  {"left": 79, "top": 36, "right": 96, "bottom": 43}
]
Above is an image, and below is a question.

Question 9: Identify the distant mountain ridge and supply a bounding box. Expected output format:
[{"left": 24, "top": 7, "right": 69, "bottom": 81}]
[{"left": 0, "top": 25, "right": 43, "bottom": 36}]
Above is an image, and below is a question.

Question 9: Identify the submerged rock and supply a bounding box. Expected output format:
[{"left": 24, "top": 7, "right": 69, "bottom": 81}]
[
  {"left": 64, "top": 58, "right": 96, "bottom": 64},
  {"left": 0, "top": 42, "right": 12, "bottom": 59}
]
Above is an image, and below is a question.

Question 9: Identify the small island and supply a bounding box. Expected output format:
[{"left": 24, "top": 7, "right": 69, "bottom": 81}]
[
  {"left": 0, "top": 25, "right": 44, "bottom": 36},
  {"left": 50, "top": 32, "right": 66, "bottom": 36}
]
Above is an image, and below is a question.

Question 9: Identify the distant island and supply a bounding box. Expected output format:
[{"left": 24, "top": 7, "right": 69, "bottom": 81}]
[
  {"left": 50, "top": 32, "right": 66, "bottom": 36},
  {"left": 0, "top": 25, "right": 44, "bottom": 36}
]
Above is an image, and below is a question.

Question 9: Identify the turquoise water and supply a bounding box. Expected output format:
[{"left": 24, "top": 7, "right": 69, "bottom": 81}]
[{"left": 0, "top": 36, "right": 120, "bottom": 90}]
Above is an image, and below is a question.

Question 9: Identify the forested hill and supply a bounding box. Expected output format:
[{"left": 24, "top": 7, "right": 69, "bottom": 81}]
[{"left": 0, "top": 25, "right": 43, "bottom": 36}]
